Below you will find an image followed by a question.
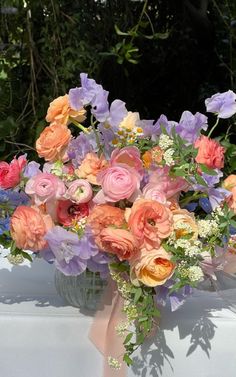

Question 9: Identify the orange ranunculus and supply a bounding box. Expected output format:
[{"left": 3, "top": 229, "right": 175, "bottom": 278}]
[
  {"left": 194, "top": 135, "right": 225, "bottom": 169},
  {"left": 172, "top": 209, "right": 198, "bottom": 240},
  {"left": 10, "top": 206, "right": 53, "bottom": 251},
  {"left": 46, "top": 94, "right": 86, "bottom": 126},
  {"left": 36, "top": 122, "right": 71, "bottom": 162},
  {"left": 223, "top": 175, "right": 236, "bottom": 191},
  {"left": 142, "top": 146, "right": 163, "bottom": 168},
  {"left": 87, "top": 204, "right": 125, "bottom": 236},
  {"left": 96, "top": 228, "right": 140, "bottom": 261},
  {"left": 75, "top": 152, "right": 108, "bottom": 185},
  {"left": 126, "top": 199, "right": 173, "bottom": 250},
  {"left": 130, "top": 247, "right": 175, "bottom": 287}
]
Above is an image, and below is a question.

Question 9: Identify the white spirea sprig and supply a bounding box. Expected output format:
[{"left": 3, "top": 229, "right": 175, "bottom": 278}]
[
  {"left": 108, "top": 357, "right": 122, "bottom": 370},
  {"left": 187, "top": 266, "right": 204, "bottom": 282},
  {"left": 158, "top": 134, "right": 174, "bottom": 150},
  {"left": 163, "top": 148, "right": 175, "bottom": 166},
  {"left": 115, "top": 322, "right": 129, "bottom": 336},
  {"left": 197, "top": 219, "right": 220, "bottom": 238}
]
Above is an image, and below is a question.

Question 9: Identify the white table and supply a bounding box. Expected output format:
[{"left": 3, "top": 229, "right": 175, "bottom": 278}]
[{"left": 1, "top": 256, "right": 236, "bottom": 377}]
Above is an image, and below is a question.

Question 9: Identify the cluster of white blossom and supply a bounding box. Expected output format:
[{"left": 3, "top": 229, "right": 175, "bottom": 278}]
[
  {"left": 197, "top": 219, "right": 220, "bottom": 238},
  {"left": 158, "top": 134, "right": 174, "bottom": 150}
]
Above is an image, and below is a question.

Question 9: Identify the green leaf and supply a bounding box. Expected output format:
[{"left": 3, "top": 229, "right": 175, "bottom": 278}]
[
  {"left": 199, "top": 164, "right": 218, "bottom": 176},
  {"left": 114, "top": 24, "right": 129, "bottom": 36},
  {"left": 123, "top": 354, "right": 133, "bottom": 366},
  {"left": 124, "top": 333, "right": 133, "bottom": 345},
  {"left": 134, "top": 287, "right": 142, "bottom": 303},
  {"left": 195, "top": 174, "right": 207, "bottom": 186}
]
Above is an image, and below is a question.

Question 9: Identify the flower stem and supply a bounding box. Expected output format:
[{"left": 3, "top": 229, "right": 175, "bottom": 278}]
[
  {"left": 69, "top": 118, "right": 89, "bottom": 134},
  {"left": 208, "top": 117, "right": 219, "bottom": 138}
]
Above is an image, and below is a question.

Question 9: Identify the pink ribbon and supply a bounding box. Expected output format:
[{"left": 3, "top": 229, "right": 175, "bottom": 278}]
[{"left": 89, "top": 278, "right": 127, "bottom": 377}]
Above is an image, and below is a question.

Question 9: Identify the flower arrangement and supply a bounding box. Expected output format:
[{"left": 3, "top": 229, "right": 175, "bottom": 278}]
[{"left": 1, "top": 73, "right": 236, "bottom": 371}]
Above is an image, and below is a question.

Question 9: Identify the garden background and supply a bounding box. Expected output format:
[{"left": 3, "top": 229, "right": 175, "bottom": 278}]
[{"left": 0, "top": 0, "right": 236, "bottom": 169}]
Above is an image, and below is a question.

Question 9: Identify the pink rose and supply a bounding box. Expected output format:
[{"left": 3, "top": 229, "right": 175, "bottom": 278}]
[
  {"left": 126, "top": 199, "right": 173, "bottom": 250},
  {"left": 10, "top": 205, "right": 53, "bottom": 251},
  {"left": 130, "top": 247, "right": 175, "bottom": 287},
  {"left": 57, "top": 200, "right": 89, "bottom": 226},
  {"left": 25, "top": 173, "right": 66, "bottom": 205},
  {"left": 96, "top": 228, "right": 140, "bottom": 261},
  {"left": 97, "top": 165, "right": 140, "bottom": 202},
  {"left": 110, "top": 146, "right": 143, "bottom": 176},
  {"left": 142, "top": 183, "right": 168, "bottom": 204},
  {"left": 0, "top": 155, "right": 26, "bottom": 189},
  {"left": 65, "top": 179, "right": 93, "bottom": 204},
  {"left": 195, "top": 135, "right": 225, "bottom": 169}
]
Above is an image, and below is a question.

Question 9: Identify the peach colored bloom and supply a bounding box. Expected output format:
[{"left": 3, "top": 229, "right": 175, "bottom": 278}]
[
  {"left": 195, "top": 135, "right": 225, "bottom": 169},
  {"left": 110, "top": 146, "right": 143, "bottom": 175},
  {"left": 10, "top": 205, "right": 53, "bottom": 251},
  {"left": 130, "top": 247, "right": 175, "bottom": 287},
  {"left": 75, "top": 152, "right": 108, "bottom": 185},
  {"left": 0, "top": 155, "right": 26, "bottom": 189},
  {"left": 119, "top": 111, "right": 140, "bottom": 131},
  {"left": 223, "top": 175, "right": 236, "bottom": 191},
  {"left": 88, "top": 204, "right": 125, "bottom": 236},
  {"left": 96, "top": 228, "right": 140, "bottom": 261},
  {"left": 36, "top": 123, "right": 71, "bottom": 162},
  {"left": 142, "top": 146, "right": 163, "bottom": 169},
  {"left": 126, "top": 199, "right": 173, "bottom": 250},
  {"left": 46, "top": 94, "right": 86, "bottom": 126},
  {"left": 172, "top": 209, "right": 198, "bottom": 240},
  {"left": 226, "top": 187, "right": 236, "bottom": 213}
]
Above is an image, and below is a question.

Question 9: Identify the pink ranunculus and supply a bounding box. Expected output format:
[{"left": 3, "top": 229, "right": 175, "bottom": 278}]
[
  {"left": 96, "top": 227, "right": 140, "bottom": 261},
  {"left": 0, "top": 155, "right": 27, "bottom": 189},
  {"left": 57, "top": 200, "right": 89, "bottom": 226},
  {"left": 65, "top": 179, "right": 93, "bottom": 204},
  {"left": 194, "top": 135, "right": 225, "bottom": 169},
  {"left": 10, "top": 205, "right": 53, "bottom": 251},
  {"left": 148, "top": 167, "right": 188, "bottom": 199},
  {"left": 110, "top": 146, "right": 144, "bottom": 176},
  {"left": 97, "top": 165, "right": 140, "bottom": 202},
  {"left": 126, "top": 199, "right": 173, "bottom": 250},
  {"left": 25, "top": 173, "right": 66, "bottom": 206},
  {"left": 142, "top": 183, "right": 168, "bottom": 204}
]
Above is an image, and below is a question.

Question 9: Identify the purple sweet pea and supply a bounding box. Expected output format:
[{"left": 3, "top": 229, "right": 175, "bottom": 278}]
[
  {"left": 107, "top": 99, "right": 128, "bottom": 128},
  {"left": 143, "top": 114, "right": 177, "bottom": 140},
  {"left": 67, "top": 133, "right": 93, "bottom": 167},
  {"left": 44, "top": 226, "right": 93, "bottom": 276},
  {"left": 155, "top": 280, "right": 192, "bottom": 312},
  {"left": 205, "top": 90, "right": 236, "bottom": 119},
  {"left": 23, "top": 161, "right": 41, "bottom": 178},
  {"left": 87, "top": 252, "right": 110, "bottom": 278},
  {"left": 175, "top": 111, "right": 208, "bottom": 144},
  {"left": 69, "top": 73, "right": 109, "bottom": 122}
]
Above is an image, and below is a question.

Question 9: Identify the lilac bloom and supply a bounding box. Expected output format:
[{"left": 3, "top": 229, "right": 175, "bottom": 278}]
[
  {"left": 205, "top": 90, "right": 236, "bottom": 119},
  {"left": 208, "top": 187, "right": 231, "bottom": 210},
  {"left": 67, "top": 133, "right": 93, "bottom": 167},
  {"left": 69, "top": 73, "right": 109, "bottom": 123},
  {"left": 201, "top": 169, "right": 223, "bottom": 187},
  {"left": 0, "top": 189, "right": 29, "bottom": 207},
  {"left": 44, "top": 226, "right": 92, "bottom": 276},
  {"left": 175, "top": 111, "right": 208, "bottom": 144},
  {"left": 199, "top": 197, "right": 212, "bottom": 213},
  {"left": 143, "top": 114, "right": 177, "bottom": 140},
  {"left": 107, "top": 99, "right": 128, "bottom": 128},
  {"left": 155, "top": 280, "right": 192, "bottom": 311},
  {"left": 23, "top": 161, "right": 41, "bottom": 178},
  {"left": 87, "top": 252, "right": 110, "bottom": 278}
]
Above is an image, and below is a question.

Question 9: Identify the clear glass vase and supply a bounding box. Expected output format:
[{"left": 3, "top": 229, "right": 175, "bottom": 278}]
[{"left": 54, "top": 269, "right": 107, "bottom": 310}]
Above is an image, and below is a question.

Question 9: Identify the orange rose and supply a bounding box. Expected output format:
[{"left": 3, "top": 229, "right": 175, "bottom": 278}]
[
  {"left": 126, "top": 199, "right": 173, "bottom": 250},
  {"left": 88, "top": 204, "right": 125, "bottom": 236},
  {"left": 46, "top": 94, "right": 86, "bottom": 126},
  {"left": 195, "top": 135, "right": 225, "bottom": 169},
  {"left": 130, "top": 247, "right": 175, "bottom": 287},
  {"left": 36, "top": 123, "right": 71, "bottom": 162},
  {"left": 172, "top": 209, "right": 198, "bottom": 240},
  {"left": 10, "top": 206, "right": 53, "bottom": 251},
  {"left": 75, "top": 152, "right": 108, "bottom": 185},
  {"left": 96, "top": 228, "right": 140, "bottom": 261}
]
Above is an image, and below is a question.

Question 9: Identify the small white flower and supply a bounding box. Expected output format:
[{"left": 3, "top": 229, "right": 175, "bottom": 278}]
[
  {"left": 158, "top": 134, "right": 174, "bottom": 150},
  {"left": 188, "top": 266, "right": 204, "bottom": 282},
  {"left": 163, "top": 148, "right": 175, "bottom": 166},
  {"left": 108, "top": 357, "right": 122, "bottom": 370},
  {"left": 198, "top": 219, "right": 220, "bottom": 238}
]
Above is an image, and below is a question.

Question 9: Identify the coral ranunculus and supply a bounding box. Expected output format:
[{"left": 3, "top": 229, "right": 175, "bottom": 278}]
[
  {"left": 36, "top": 123, "right": 71, "bottom": 162},
  {"left": 75, "top": 152, "right": 108, "bottom": 185},
  {"left": 88, "top": 204, "right": 125, "bottom": 236},
  {"left": 96, "top": 228, "right": 140, "bottom": 261},
  {"left": 126, "top": 199, "right": 173, "bottom": 250},
  {"left": 10, "top": 206, "right": 53, "bottom": 251},
  {"left": 0, "top": 155, "right": 26, "bottom": 189},
  {"left": 130, "top": 247, "right": 175, "bottom": 287},
  {"left": 194, "top": 135, "right": 225, "bottom": 169},
  {"left": 57, "top": 200, "right": 89, "bottom": 226},
  {"left": 46, "top": 94, "right": 86, "bottom": 126}
]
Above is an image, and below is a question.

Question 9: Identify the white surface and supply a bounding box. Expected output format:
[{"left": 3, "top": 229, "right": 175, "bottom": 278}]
[{"left": 1, "top": 256, "right": 236, "bottom": 377}]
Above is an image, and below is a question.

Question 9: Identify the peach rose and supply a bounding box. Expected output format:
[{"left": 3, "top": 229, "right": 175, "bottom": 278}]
[
  {"left": 36, "top": 123, "right": 71, "bottom": 162},
  {"left": 130, "top": 247, "right": 175, "bottom": 287},
  {"left": 75, "top": 152, "right": 108, "bottom": 185},
  {"left": 194, "top": 135, "right": 225, "bottom": 169},
  {"left": 88, "top": 204, "right": 125, "bottom": 236},
  {"left": 126, "top": 199, "right": 173, "bottom": 250},
  {"left": 10, "top": 205, "right": 53, "bottom": 251},
  {"left": 96, "top": 228, "right": 140, "bottom": 260},
  {"left": 0, "top": 155, "right": 26, "bottom": 189},
  {"left": 223, "top": 175, "right": 236, "bottom": 191},
  {"left": 142, "top": 146, "right": 163, "bottom": 169},
  {"left": 46, "top": 94, "right": 86, "bottom": 126},
  {"left": 119, "top": 111, "right": 140, "bottom": 131},
  {"left": 226, "top": 186, "right": 236, "bottom": 213},
  {"left": 172, "top": 209, "right": 198, "bottom": 240}
]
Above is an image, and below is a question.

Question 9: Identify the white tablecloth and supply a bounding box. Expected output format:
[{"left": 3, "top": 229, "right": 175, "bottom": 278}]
[{"left": 1, "top": 256, "right": 236, "bottom": 377}]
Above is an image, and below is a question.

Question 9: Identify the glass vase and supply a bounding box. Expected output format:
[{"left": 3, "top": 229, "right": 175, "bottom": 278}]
[{"left": 54, "top": 269, "right": 107, "bottom": 310}]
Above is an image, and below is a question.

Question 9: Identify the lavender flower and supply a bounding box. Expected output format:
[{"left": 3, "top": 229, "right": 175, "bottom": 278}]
[
  {"left": 67, "top": 133, "right": 93, "bottom": 167},
  {"left": 23, "top": 161, "right": 41, "bottom": 178},
  {"left": 205, "top": 90, "right": 236, "bottom": 119},
  {"left": 155, "top": 280, "right": 192, "bottom": 312},
  {"left": 175, "top": 111, "right": 208, "bottom": 144}
]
